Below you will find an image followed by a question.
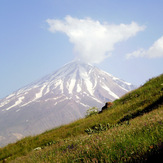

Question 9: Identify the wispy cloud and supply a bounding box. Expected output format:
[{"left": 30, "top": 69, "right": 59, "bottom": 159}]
[
  {"left": 126, "top": 36, "right": 163, "bottom": 59},
  {"left": 46, "top": 15, "right": 145, "bottom": 64}
]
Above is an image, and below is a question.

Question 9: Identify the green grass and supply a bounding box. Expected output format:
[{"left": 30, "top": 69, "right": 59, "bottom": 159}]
[
  {"left": 11, "top": 106, "right": 163, "bottom": 163},
  {"left": 0, "top": 74, "right": 162, "bottom": 162}
]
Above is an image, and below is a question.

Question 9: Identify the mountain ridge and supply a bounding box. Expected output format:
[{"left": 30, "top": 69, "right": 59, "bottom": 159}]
[{"left": 0, "top": 60, "right": 136, "bottom": 147}]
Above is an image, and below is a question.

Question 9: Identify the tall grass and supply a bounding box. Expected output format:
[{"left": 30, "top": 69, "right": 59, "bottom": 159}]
[{"left": 10, "top": 106, "right": 163, "bottom": 162}]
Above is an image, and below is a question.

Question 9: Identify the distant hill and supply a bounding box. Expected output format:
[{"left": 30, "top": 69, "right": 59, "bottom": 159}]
[
  {"left": 0, "top": 74, "right": 162, "bottom": 162},
  {"left": 0, "top": 61, "right": 135, "bottom": 147}
]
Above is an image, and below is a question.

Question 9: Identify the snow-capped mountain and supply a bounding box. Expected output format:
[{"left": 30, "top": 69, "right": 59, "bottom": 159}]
[{"left": 0, "top": 61, "right": 135, "bottom": 147}]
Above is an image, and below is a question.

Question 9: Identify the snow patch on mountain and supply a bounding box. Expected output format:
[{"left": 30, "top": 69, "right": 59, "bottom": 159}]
[
  {"left": 0, "top": 100, "right": 10, "bottom": 108},
  {"left": 6, "top": 96, "right": 24, "bottom": 111},
  {"left": 77, "top": 84, "right": 82, "bottom": 92},
  {"left": 68, "top": 74, "right": 76, "bottom": 94},
  {"left": 6, "top": 93, "right": 15, "bottom": 99},
  {"left": 101, "top": 84, "right": 119, "bottom": 99},
  {"left": 34, "top": 85, "right": 46, "bottom": 100}
]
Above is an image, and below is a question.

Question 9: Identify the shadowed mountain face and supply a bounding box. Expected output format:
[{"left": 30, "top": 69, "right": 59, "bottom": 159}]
[{"left": 0, "top": 61, "right": 136, "bottom": 147}]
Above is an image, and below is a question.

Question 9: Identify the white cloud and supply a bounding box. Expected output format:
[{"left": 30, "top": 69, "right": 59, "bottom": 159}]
[
  {"left": 46, "top": 15, "right": 145, "bottom": 64},
  {"left": 126, "top": 36, "right": 163, "bottom": 59}
]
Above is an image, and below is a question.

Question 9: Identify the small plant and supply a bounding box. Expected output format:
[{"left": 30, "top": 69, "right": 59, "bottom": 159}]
[
  {"left": 44, "top": 140, "right": 56, "bottom": 147},
  {"left": 85, "top": 123, "right": 124, "bottom": 134},
  {"left": 85, "top": 107, "right": 99, "bottom": 118}
]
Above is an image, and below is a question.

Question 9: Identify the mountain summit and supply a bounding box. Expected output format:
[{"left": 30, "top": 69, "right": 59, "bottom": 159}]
[{"left": 0, "top": 61, "right": 135, "bottom": 146}]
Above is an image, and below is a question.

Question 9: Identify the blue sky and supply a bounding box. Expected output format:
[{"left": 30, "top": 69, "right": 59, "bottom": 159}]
[{"left": 0, "top": 0, "right": 163, "bottom": 98}]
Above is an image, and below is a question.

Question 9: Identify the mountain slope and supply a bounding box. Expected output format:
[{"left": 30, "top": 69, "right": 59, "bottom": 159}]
[
  {"left": 0, "top": 61, "right": 135, "bottom": 147},
  {"left": 0, "top": 74, "right": 162, "bottom": 162}
]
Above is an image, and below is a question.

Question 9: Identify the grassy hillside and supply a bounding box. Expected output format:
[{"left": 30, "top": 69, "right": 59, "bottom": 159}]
[{"left": 0, "top": 74, "right": 162, "bottom": 162}]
